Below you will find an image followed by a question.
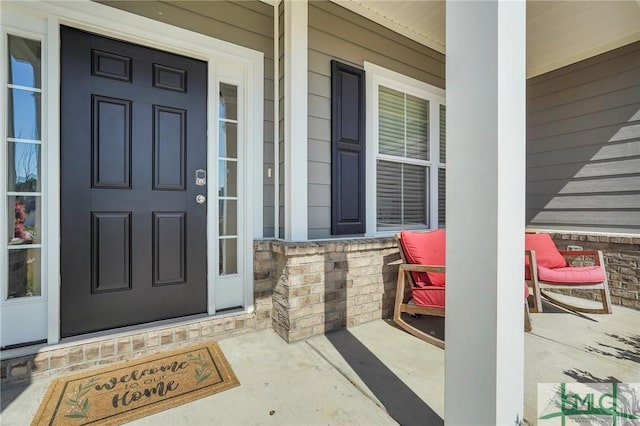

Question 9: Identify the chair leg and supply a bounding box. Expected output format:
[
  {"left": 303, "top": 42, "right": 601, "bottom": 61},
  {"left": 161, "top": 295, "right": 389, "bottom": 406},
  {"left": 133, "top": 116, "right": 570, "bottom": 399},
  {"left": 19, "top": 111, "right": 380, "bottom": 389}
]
[
  {"left": 530, "top": 280, "right": 543, "bottom": 313},
  {"left": 600, "top": 286, "right": 612, "bottom": 314},
  {"left": 524, "top": 302, "right": 532, "bottom": 332},
  {"left": 393, "top": 267, "right": 408, "bottom": 325},
  {"left": 598, "top": 252, "right": 613, "bottom": 314}
]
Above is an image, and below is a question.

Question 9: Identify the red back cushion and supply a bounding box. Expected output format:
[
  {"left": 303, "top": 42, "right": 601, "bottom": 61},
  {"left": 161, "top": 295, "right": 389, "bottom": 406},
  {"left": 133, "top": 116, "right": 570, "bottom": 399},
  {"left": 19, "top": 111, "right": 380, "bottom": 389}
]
[
  {"left": 524, "top": 233, "right": 567, "bottom": 270},
  {"left": 400, "top": 229, "right": 446, "bottom": 287}
]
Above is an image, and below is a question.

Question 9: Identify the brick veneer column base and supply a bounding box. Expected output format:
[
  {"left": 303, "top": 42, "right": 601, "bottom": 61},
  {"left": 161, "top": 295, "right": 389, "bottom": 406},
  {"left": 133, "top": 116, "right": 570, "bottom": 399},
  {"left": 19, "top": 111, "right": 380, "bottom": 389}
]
[{"left": 266, "top": 238, "right": 400, "bottom": 342}]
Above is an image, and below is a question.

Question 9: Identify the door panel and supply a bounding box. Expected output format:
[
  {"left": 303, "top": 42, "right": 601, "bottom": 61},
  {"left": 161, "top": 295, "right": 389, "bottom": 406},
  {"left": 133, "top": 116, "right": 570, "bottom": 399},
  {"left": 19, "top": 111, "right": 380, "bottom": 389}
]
[
  {"left": 153, "top": 106, "right": 186, "bottom": 190},
  {"left": 91, "top": 212, "right": 131, "bottom": 293},
  {"left": 92, "top": 96, "right": 132, "bottom": 189},
  {"left": 60, "top": 26, "right": 208, "bottom": 337}
]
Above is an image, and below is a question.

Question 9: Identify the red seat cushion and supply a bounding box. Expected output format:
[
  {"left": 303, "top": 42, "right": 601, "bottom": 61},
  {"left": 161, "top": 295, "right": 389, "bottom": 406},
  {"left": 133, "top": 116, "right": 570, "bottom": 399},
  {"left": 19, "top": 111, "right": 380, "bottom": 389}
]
[
  {"left": 412, "top": 286, "right": 445, "bottom": 308},
  {"left": 400, "top": 229, "right": 446, "bottom": 287},
  {"left": 524, "top": 233, "right": 567, "bottom": 279},
  {"left": 537, "top": 265, "right": 605, "bottom": 284}
]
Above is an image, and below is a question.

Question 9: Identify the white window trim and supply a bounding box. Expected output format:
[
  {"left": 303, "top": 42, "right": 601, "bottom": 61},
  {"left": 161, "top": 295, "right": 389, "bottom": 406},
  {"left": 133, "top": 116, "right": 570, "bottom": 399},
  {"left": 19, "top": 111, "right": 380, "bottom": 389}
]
[
  {"left": 212, "top": 71, "right": 250, "bottom": 311},
  {"left": 364, "top": 62, "right": 445, "bottom": 236},
  {"left": 1, "top": 0, "right": 263, "bottom": 349}
]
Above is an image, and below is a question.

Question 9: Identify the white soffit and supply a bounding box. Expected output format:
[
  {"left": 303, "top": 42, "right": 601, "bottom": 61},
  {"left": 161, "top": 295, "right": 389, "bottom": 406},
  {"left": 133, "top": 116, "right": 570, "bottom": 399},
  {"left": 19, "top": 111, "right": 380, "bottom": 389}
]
[
  {"left": 526, "top": 1, "right": 640, "bottom": 77},
  {"left": 331, "top": 0, "right": 639, "bottom": 77},
  {"left": 332, "top": 0, "right": 446, "bottom": 54}
]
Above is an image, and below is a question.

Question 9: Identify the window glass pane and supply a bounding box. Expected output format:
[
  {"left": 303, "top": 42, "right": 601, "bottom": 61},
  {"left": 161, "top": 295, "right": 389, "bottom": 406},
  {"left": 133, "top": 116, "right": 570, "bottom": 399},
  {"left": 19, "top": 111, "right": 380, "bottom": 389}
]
[
  {"left": 219, "top": 122, "right": 237, "bottom": 159},
  {"left": 377, "top": 160, "right": 401, "bottom": 227},
  {"left": 8, "top": 35, "right": 41, "bottom": 89},
  {"left": 219, "top": 199, "right": 237, "bottom": 236},
  {"left": 439, "top": 105, "right": 446, "bottom": 163},
  {"left": 7, "top": 89, "right": 41, "bottom": 140},
  {"left": 9, "top": 195, "right": 40, "bottom": 244},
  {"left": 376, "top": 161, "right": 426, "bottom": 228},
  {"left": 7, "top": 248, "right": 41, "bottom": 298},
  {"left": 403, "top": 163, "right": 427, "bottom": 226},
  {"left": 378, "top": 86, "right": 404, "bottom": 157},
  {"left": 7, "top": 142, "right": 40, "bottom": 192},
  {"left": 219, "top": 238, "right": 237, "bottom": 275},
  {"left": 218, "top": 160, "right": 237, "bottom": 197},
  {"left": 219, "top": 83, "right": 237, "bottom": 121},
  {"left": 406, "top": 94, "right": 429, "bottom": 160},
  {"left": 438, "top": 168, "right": 446, "bottom": 228}
]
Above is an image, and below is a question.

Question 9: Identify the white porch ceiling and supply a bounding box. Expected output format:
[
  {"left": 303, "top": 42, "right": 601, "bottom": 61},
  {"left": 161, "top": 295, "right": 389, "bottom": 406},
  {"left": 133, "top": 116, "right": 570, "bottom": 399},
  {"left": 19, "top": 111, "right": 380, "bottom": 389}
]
[{"left": 332, "top": 0, "right": 640, "bottom": 77}]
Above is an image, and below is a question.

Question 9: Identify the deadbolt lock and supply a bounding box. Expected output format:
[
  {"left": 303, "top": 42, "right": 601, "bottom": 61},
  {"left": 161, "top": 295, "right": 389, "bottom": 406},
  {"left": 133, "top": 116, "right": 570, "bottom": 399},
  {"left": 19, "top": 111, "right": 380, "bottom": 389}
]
[{"left": 195, "top": 169, "right": 207, "bottom": 186}]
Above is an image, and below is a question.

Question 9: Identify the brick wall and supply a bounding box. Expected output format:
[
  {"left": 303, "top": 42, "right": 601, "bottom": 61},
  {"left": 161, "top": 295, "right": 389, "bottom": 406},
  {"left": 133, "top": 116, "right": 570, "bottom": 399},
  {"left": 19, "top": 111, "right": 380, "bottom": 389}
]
[
  {"left": 264, "top": 238, "right": 400, "bottom": 342},
  {"left": 549, "top": 233, "right": 640, "bottom": 310}
]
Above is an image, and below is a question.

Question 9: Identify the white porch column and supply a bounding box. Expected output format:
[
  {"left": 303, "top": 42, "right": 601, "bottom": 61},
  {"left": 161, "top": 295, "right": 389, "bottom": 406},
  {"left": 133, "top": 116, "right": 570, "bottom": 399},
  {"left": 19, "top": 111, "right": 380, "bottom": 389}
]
[
  {"left": 445, "top": 1, "right": 526, "bottom": 425},
  {"left": 284, "top": 0, "right": 308, "bottom": 241}
]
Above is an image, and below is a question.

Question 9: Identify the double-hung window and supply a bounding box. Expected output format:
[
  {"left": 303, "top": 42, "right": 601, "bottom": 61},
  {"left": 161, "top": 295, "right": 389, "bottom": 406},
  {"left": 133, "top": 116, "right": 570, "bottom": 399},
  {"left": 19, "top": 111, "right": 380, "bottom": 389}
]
[{"left": 365, "top": 63, "right": 445, "bottom": 234}]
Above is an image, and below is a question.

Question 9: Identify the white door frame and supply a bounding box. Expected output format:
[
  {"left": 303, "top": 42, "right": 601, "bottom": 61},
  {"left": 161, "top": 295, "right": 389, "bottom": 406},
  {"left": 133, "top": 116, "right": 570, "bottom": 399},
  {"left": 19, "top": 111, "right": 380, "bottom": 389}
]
[{"left": 1, "top": 0, "right": 263, "bottom": 349}]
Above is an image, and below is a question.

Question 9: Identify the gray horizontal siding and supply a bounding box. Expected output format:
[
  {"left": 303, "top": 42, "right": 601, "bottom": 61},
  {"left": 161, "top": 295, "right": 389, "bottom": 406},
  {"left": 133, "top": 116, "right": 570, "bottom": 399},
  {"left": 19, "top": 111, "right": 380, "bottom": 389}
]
[
  {"left": 528, "top": 139, "right": 640, "bottom": 166},
  {"left": 527, "top": 84, "right": 640, "bottom": 128},
  {"left": 527, "top": 103, "right": 640, "bottom": 140},
  {"left": 528, "top": 122, "right": 640, "bottom": 154},
  {"left": 526, "top": 41, "right": 640, "bottom": 234},
  {"left": 529, "top": 175, "right": 640, "bottom": 195},
  {"left": 528, "top": 211, "right": 640, "bottom": 229},
  {"left": 528, "top": 44, "right": 640, "bottom": 97},
  {"left": 528, "top": 194, "right": 640, "bottom": 210},
  {"left": 528, "top": 158, "right": 640, "bottom": 181},
  {"left": 307, "top": 0, "right": 445, "bottom": 239},
  {"left": 528, "top": 67, "right": 639, "bottom": 114}
]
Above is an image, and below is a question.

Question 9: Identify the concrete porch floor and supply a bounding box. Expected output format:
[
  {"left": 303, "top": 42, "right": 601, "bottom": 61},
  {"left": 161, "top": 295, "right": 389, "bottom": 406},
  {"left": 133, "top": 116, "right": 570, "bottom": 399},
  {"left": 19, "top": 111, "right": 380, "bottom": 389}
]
[{"left": 1, "top": 294, "right": 639, "bottom": 425}]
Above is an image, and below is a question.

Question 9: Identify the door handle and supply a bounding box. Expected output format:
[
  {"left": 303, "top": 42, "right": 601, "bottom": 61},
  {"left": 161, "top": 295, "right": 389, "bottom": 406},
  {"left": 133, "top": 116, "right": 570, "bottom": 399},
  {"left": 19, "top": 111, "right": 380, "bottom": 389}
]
[{"left": 196, "top": 194, "right": 206, "bottom": 204}]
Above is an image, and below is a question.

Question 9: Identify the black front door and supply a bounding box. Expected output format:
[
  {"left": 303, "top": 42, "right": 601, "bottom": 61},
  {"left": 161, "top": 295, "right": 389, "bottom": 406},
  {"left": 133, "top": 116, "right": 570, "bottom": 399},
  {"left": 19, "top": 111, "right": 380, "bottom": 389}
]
[{"left": 60, "top": 26, "right": 208, "bottom": 337}]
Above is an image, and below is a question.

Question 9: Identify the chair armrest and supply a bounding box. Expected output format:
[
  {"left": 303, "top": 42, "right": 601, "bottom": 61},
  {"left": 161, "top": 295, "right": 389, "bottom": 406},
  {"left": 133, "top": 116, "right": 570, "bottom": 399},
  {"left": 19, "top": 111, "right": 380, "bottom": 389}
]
[
  {"left": 558, "top": 250, "right": 604, "bottom": 266},
  {"left": 399, "top": 263, "right": 446, "bottom": 273},
  {"left": 397, "top": 263, "right": 445, "bottom": 292},
  {"left": 557, "top": 250, "right": 600, "bottom": 257}
]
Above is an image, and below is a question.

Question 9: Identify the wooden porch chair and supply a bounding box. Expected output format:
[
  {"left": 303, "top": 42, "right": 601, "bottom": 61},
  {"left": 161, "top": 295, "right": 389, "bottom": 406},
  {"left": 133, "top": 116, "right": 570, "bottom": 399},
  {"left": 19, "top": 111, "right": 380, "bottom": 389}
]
[
  {"left": 524, "top": 233, "right": 612, "bottom": 314},
  {"left": 394, "top": 230, "right": 532, "bottom": 349}
]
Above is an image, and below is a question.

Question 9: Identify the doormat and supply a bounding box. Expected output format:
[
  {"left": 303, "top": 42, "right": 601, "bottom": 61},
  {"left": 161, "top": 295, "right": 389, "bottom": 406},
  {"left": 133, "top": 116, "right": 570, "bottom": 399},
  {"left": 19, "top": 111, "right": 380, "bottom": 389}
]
[{"left": 31, "top": 343, "right": 239, "bottom": 425}]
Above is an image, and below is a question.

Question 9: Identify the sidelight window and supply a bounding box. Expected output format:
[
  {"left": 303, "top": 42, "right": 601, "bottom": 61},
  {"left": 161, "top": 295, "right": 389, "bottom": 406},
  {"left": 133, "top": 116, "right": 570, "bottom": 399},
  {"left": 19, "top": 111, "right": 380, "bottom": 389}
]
[
  {"left": 5, "top": 34, "right": 43, "bottom": 299},
  {"left": 218, "top": 83, "right": 238, "bottom": 275}
]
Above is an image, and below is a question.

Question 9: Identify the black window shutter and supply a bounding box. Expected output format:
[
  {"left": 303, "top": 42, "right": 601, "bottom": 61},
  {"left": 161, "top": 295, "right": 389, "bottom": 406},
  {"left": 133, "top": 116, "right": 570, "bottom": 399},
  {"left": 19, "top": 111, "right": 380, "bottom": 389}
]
[{"left": 331, "top": 60, "right": 366, "bottom": 235}]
